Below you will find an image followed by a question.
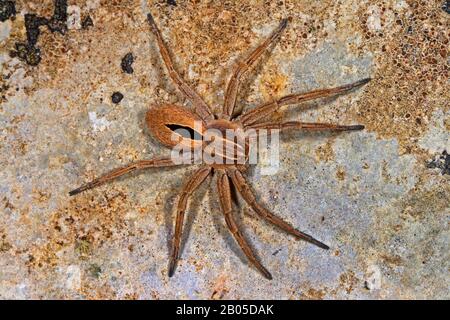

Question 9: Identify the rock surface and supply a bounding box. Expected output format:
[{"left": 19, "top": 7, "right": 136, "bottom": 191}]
[{"left": 0, "top": 0, "right": 448, "bottom": 299}]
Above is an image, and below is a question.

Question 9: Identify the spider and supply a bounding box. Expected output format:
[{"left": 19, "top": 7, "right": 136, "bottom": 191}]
[{"left": 69, "top": 12, "right": 370, "bottom": 280}]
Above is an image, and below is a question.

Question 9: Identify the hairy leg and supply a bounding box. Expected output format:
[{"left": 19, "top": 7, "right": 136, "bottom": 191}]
[
  {"left": 216, "top": 169, "right": 272, "bottom": 280},
  {"left": 227, "top": 168, "right": 329, "bottom": 250},
  {"left": 168, "top": 166, "right": 211, "bottom": 277},
  {"left": 69, "top": 158, "right": 178, "bottom": 196},
  {"left": 248, "top": 121, "right": 364, "bottom": 132},
  {"left": 240, "top": 78, "right": 371, "bottom": 126},
  {"left": 223, "top": 19, "right": 288, "bottom": 119},
  {"left": 147, "top": 13, "right": 213, "bottom": 121}
]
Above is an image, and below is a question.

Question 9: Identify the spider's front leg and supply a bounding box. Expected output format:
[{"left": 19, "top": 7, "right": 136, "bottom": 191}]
[
  {"left": 223, "top": 19, "right": 288, "bottom": 119},
  {"left": 248, "top": 121, "right": 364, "bottom": 133},
  {"left": 69, "top": 158, "right": 179, "bottom": 196},
  {"left": 240, "top": 78, "right": 371, "bottom": 126},
  {"left": 146, "top": 13, "right": 214, "bottom": 121},
  {"left": 217, "top": 169, "right": 272, "bottom": 279}
]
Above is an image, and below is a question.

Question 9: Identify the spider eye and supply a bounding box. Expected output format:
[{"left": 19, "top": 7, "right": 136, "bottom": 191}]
[{"left": 166, "top": 124, "right": 203, "bottom": 141}]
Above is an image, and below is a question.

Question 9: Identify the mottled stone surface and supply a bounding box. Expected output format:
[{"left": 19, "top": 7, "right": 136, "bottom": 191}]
[{"left": 0, "top": 1, "right": 448, "bottom": 299}]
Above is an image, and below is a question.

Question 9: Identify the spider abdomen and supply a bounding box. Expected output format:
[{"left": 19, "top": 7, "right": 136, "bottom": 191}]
[{"left": 146, "top": 104, "right": 205, "bottom": 149}]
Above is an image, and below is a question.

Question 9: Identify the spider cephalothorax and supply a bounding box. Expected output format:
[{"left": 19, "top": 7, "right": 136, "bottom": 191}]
[{"left": 70, "top": 13, "right": 370, "bottom": 279}]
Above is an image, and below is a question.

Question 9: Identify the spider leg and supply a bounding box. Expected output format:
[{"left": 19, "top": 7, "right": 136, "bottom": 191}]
[
  {"left": 69, "top": 158, "right": 178, "bottom": 196},
  {"left": 248, "top": 121, "right": 364, "bottom": 132},
  {"left": 223, "top": 19, "right": 288, "bottom": 120},
  {"left": 217, "top": 169, "right": 272, "bottom": 280},
  {"left": 168, "top": 167, "right": 211, "bottom": 277},
  {"left": 240, "top": 78, "right": 371, "bottom": 126},
  {"left": 146, "top": 13, "right": 214, "bottom": 121},
  {"left": 227, "top": 168, "right": 329, "bottom": 250}
]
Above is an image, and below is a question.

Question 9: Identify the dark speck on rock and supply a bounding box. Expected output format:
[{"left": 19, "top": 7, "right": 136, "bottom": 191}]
[
  {"left": 11, "top": 13, "right": 47, "bottom": 66},
  {"left": 112, "top": 92, "right": 124, "bottom": 104},
  {"left": 24, "top": 14, "right": 49, "bottom": 47},
  {"left": 442, "top": 1, "right": 450, "bottom": 14},
  {"left": 0, "top": 0, "right": 16, "bottom": 22},
  {"left": 12, "top": 0, "right": 68, "bottom": 66},
  {"left": 272, "top": 248, "right": 282, "bottom": 256},
  {"left": 12, "top": 42, "right": 42, "bottom": 66},
  {"left": 81, "top": 15, "right": 94, "bottom": 29},
  {"left": 426, "top": 150, "right": 450, "bottom": 175},
  {"left": 121, "top": 53, "right": 135, "bottom": 74},
  {"left": 47, "top": 0, "right": 68, "bottom": 34},
  {"left": 167, "top": 0, "right": 177, "bottom": 6},
  {"left": 88, "top": 264, "right": 102, "bottom": 279}
]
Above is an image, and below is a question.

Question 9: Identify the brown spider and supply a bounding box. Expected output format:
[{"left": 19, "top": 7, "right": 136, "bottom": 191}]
[{"left": 69, "top": 13, "right": 370, "bottom": 280}]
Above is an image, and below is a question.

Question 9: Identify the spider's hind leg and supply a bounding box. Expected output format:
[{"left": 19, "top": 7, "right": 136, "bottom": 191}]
[
  {"left": 217, "top": 169, "right": 273, "bottom": 280},
  {"left": 168, "top": 167, "right": 211, "bottom": 277},
  {"left": 227, "top": 168, "right": 329, "bottom": 250}
]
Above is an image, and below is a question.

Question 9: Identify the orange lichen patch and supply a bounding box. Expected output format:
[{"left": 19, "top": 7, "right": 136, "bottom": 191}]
[
  {"left": 26, "top": 241, "right": 61, "bottom": 269},
  {"left": 32, "top": 189, "right": 51, "bottom": 204},
  {"left": 445, "top": 117, "right": 450, "bottom": 131},
  {"left": 155, "top": 3, "right": 254, "bottom": 72},
  {"left": 211, "top": 274, "right": 230, "bottom": 300},
  {"left": 381, "top": 160, "right": 391, "bottom": 182},
  {"left": 302, "top": 287, "right": 327, "bottom": 300},
  {"left": 315, "top": 140, "right": 336, "bottom": 163},
  {"left": 259, "top": 65, "right": 288, "bottom": 102},
  {"left": 116, "top": 146, "right": 143, "bottom": 162},
  {"left": 380, "top": 254, "right": 403, "bottom": 267},
  {"left": 189, "top": 257, "right": 205, "bottom": 274},
  {"left": 400, "top": 187, "right": 450, "bottom": 222},
  {"left": 19, "top": 0, "right": 60, "bottom": 17},
  {"left": 351, "top": 1, "right": 448, "bottom": 154},
  {"left": 26, "top": 190, "right": 132, "bottom": 270},
  {"left": 1, "top": 115, "right": 29, "bottom": 157},
  {"left": 338, "top": 270, "right": 359, "bottom": 294},
  {"left": 10, "top": 138, "right": 28, "bottom": 156},
  {"left": 75, "top": 237, "right": 92, "bottom": 259},
  {"left": 123, "top": 292, "right": 140, "bottom": 300},
  {"left": 335, "top": 166, "right": 346, "bottom": 181},
  {"left": 255, "top": 66, "right": 289, "bottom": 122},
  {"left": 0, "top": 231, "right": 13, "bottom": 253},
  {"left": 2, "top": 197, "right": 15, "bottom": 211},
  {"left": 80, "top": 282, "right": 118, "bottom": 300},
  {"left": 0, "top": 240, "right": 13, "bottom": 252},
  {"left": 48, "top": 154, "right": 71, "bottom": 169}
]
